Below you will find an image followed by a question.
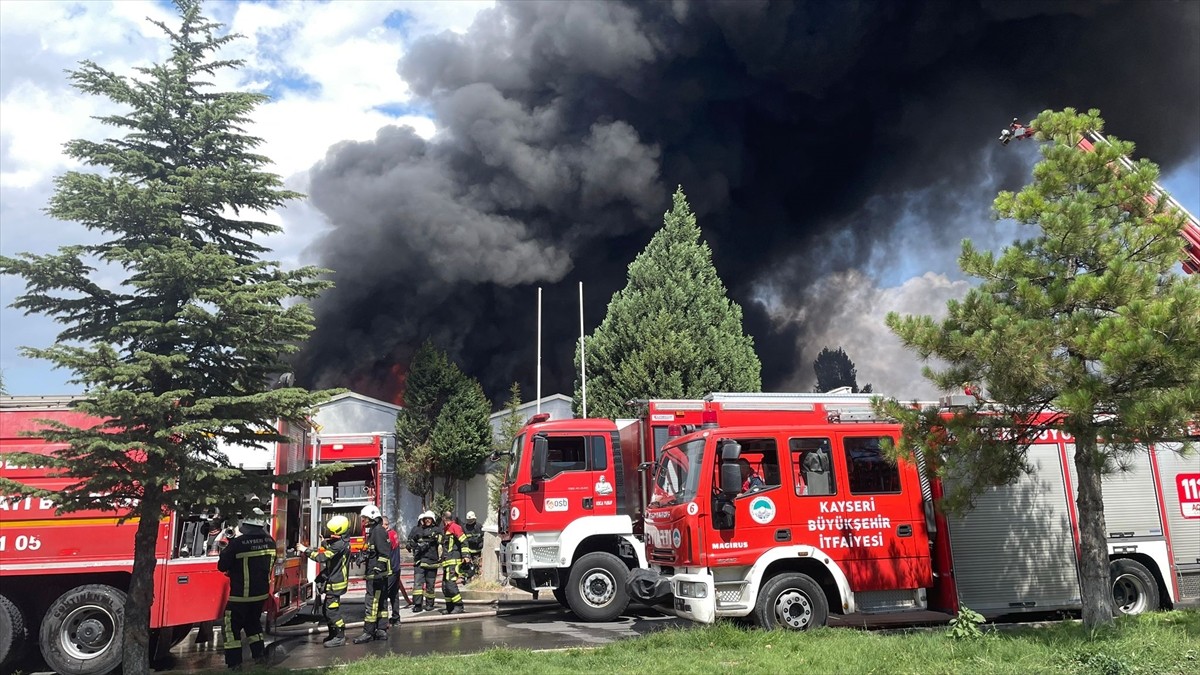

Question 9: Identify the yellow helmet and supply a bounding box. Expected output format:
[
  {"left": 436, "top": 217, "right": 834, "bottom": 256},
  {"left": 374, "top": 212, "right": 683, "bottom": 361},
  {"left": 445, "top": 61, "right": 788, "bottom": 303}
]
[{"left": 326, "top": 515, "right": 350, "bottom": 536}]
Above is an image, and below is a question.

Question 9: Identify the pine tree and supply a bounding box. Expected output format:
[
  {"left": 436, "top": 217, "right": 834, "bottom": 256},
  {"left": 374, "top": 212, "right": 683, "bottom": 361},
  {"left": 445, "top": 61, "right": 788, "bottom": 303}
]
[
  {"left": 395, "top": 340, "right": 490, "bottom": 508},
  {"left": 0, "top": 1, "right": 334, "bottom": 671},
  {"left": 578, "top": 187, "right": 762, "bottom": 418},
  {"left": 395, "top": 341, "right": 454, "bottom": 505},
  {"left": 879, "top": 108, "right": 1200, "bottom": 628},
  {"left": 812, "top": 346, "right": 873, "bottom": 393}
]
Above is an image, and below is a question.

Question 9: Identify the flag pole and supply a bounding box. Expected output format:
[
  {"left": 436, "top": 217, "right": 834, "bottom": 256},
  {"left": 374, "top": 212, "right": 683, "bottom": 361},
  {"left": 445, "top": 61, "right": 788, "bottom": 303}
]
[{"left": 579, "top": 281, "right": 587, "bottom": 418}]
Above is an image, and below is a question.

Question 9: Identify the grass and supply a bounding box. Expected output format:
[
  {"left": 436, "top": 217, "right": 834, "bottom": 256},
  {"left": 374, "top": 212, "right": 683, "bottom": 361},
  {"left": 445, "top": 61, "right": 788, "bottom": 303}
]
[{"left": 245, "top": 611, "right": 1199, "bottom": 675}]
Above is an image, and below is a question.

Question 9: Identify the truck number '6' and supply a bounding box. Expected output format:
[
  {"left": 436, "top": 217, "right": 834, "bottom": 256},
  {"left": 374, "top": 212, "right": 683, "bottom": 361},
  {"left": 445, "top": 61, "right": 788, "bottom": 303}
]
[
  {"left": 544, "top": 498, "right": 569, "bottom": 512},
  {"left": 0, "top": 534, "right": 43, "bottom": 551}
]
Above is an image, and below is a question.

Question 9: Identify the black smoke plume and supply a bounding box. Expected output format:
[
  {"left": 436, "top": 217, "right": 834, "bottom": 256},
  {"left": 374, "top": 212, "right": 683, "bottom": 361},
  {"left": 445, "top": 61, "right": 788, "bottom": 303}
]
[{"left": 295, "top": 0, "right": 1200, "bottom": 404}]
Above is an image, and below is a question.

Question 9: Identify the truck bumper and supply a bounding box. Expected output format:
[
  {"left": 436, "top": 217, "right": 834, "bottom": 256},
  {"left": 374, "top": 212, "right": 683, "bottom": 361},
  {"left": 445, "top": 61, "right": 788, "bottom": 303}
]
[
  {"left": 499, "top": 536, "right": 528, "bottom": 579},
  {"left": 669, "top": 572, "right": 716, "bottom": 624}
]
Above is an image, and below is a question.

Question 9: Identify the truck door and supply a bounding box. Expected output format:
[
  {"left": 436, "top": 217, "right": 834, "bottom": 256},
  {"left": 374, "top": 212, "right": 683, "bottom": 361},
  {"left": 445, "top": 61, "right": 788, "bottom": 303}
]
[
  {"left": 830, "top": 433, "right": 932, "bottom": 592},
  {"left": 707, "top": 434, "right": 790, "bottom": 567},
  {"left": 526, "top": 433, "right": 611, "bottom": 531}
]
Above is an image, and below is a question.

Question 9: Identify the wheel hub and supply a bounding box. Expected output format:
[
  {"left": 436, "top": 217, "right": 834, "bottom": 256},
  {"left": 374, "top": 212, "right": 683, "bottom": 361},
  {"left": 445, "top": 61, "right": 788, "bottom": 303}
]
[
  {"left": 582, "top": 570, "right": 615, "bottom": 606},
  {"left": 77, "top": 618, "right": 107, "bottom": 647},
  {"left": 775, "top": 590, "right": 812, "bottom": 629}
]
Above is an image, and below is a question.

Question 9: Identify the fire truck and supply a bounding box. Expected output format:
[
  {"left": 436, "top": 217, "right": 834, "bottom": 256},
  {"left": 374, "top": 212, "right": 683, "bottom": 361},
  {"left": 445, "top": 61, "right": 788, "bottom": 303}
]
[
  {"left": 497, "top": 393, "right": 878, "bottom": 621},
  {"left": 0, "top": 396, "right": 313, "bottom": 674},
  {"left": 628, "top": 392, "right": 1199, "bottom": 629}
]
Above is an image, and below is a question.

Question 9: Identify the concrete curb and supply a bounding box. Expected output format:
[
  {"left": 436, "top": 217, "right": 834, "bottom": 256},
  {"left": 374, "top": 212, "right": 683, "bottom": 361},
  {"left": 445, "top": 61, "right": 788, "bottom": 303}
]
[{"left": 267, "top": 597, "right": 555, "bottom": 637}]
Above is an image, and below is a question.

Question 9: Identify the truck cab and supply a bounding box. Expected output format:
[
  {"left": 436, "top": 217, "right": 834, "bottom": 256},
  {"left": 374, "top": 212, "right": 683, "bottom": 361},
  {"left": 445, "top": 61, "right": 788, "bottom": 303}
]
[
  {"left": 498, "top": 400, "right": 707, "bottom": 621},
  {"left": 641, "top": 418, "right": 934, "bottom": 629}
]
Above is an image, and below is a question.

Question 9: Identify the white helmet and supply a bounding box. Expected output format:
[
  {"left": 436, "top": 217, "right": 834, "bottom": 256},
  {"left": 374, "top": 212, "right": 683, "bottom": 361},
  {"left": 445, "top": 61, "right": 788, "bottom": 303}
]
[
  {"left": 419, "top": 510, "right": 435, "bottom": 522},
  {"left": 360, "top": 504, "right": 382, "bottom": 521},
  {"left": 241, "top": 508, "right": 267, "bottom": 528},
  {"left": 466, "top": 511, "right": 477, "bottom": 521}
]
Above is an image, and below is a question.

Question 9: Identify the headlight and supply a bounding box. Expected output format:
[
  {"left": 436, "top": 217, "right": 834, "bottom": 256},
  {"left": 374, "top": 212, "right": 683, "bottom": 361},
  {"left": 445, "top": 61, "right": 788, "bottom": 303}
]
[
  {"left": 509, "top": 552, "right": 525, "bottom": 563},
  {"left": 675, "top": 581, "right": 708, "bottom": 599}
]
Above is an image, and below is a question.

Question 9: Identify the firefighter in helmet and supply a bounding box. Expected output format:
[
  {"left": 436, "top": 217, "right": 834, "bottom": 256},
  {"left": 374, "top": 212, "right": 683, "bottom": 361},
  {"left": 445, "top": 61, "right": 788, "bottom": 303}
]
[
  {"left": 460, "top": 511, "right": 484, "bottom": 582},
  {"left": 297, "top": 515, "right": 351, "bottom": 648},
  {"left": 440, "top": 510, "right": 468, "bottom": 614},
  {"left": 354, "top": 504, "right": 393, "bottom": 643},
  {"left": 407, "top": 511, "right": 440, "bottom": 612},
  {"left": 216, "top": 507, "right": 276, "bottom": 669}
]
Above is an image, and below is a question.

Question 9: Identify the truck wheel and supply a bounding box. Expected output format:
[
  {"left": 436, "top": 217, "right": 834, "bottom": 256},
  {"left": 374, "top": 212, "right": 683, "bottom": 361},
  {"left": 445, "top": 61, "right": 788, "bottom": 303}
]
[
  {"left": 40, "top": 584, "right": 126, "bottom": 675},
  {"left": 565, "top": 552, "right": 630, "bottom": 622},
  {"left": 0, "top": 593, "right": 29, "bottom": 671},
  {"left": 1110, "top": 559, "right": 1160, "bottom": 616},
  {"left": 753, "top": 573, "right": 828, "bottom": 631}
]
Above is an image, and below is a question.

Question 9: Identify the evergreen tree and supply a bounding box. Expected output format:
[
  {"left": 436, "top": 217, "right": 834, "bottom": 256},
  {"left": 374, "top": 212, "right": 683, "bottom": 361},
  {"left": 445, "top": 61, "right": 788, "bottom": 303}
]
[
  {"left": 430, "top": 376, "right": 493, "bottom": 498},
  {"left": 578, "top": 187, "right": 761, "bottom": 418},
  {"left": 395, "top": 340, "right": 490, "bottom": 507},
  {"left": 395, "top": 340, "right": 454, "bottom": 505},
  {"left": 812, "top": 346, "right": 873, "bottom": 393},
  {"left": 0, "top": 2, "right": 334, "bottom": 671},
  {"left": 878, "top": 108, "right": 1200, "bottom": 628}
]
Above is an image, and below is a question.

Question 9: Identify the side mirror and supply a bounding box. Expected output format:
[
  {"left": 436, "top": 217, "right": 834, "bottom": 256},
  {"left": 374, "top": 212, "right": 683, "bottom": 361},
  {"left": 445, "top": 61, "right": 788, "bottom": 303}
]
[
  {"left": 719, "top": 462, "right": 742, "bottom": 496},
  {"left": 720, "top": 440, "right": 742, "bottom": 462},
  {"left": 531, "top": 435, "right": 548, "bottom": 480},
  {"left": 712, "top": 499, "right": 736, "bottom": 530}
]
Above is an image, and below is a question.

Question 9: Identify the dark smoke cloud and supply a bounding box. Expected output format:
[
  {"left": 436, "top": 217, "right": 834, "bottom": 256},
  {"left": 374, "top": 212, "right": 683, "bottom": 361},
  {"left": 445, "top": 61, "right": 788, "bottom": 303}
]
[{"left": 295, "top": 0, "right": 1200, "bottom": 404}]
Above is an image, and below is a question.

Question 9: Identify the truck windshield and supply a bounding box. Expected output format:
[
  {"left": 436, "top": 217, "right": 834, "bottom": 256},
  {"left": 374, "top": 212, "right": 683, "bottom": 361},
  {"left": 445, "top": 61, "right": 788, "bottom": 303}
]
[
  {"left": 505, "top": 433, "right": 525, "bottom": 483},
  {"left": 650, "top": 438, "right": 706, "bottom": 506}
]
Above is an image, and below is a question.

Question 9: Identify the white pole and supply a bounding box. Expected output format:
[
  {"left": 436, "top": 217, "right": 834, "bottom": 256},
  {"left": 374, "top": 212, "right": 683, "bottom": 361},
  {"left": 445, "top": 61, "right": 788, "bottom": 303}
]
[
  {"left": 579, "top": 281, "right": 587, "bottom": 419},
  {"left": 536, "top": 287, "right": 542, "bottom": 415}
]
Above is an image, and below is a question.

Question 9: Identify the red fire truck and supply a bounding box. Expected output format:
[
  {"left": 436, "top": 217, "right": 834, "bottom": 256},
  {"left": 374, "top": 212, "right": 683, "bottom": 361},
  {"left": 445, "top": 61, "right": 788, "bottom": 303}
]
[
  {"left": 497, "top": 393, "right": 880, "bottom": 621},
  {"left": 0, "top": 396, "right": 313, "bottom": 674},
  {"left": 629, "top": 393, "right": 1199, "bottom": 629}
]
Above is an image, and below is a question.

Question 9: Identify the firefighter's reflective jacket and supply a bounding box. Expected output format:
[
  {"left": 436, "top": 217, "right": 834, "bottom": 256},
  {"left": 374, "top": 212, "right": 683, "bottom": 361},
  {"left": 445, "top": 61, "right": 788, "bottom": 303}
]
[
  {"left": 441, "top": 521, "right": 466, "bottom": 562},
  {"left": 408, "top": 523, "right": 441, "bottom": 568},
  {"left": 217, "top": 524, "right": 276, "bottom": 603},
  {"left": 363, "top": 523, "right": 393, "bottom": 581},
  {"left": 304, "top": 536, "right": 350, "bottom": 594},
  {"left": 462, "top": 521, "right": 484, "bottom": 553}
]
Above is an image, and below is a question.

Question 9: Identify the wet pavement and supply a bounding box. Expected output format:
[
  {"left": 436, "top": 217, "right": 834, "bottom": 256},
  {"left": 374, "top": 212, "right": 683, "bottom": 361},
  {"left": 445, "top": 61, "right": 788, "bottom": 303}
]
[{"left": 150, "top": 603, "right": 685, "bottom": 673}]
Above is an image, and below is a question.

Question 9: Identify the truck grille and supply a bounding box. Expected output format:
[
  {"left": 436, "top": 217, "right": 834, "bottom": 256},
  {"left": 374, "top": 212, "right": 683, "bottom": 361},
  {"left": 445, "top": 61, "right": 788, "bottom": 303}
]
[{"left": 649, "top": 547, "right": 674, "bottom": 564}]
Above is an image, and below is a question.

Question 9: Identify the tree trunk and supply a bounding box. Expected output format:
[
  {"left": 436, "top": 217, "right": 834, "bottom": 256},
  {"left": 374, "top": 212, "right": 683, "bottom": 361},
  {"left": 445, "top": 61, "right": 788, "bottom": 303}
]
[
  {"left": 1072, "top": 430, "right": 1115, "bottom": 627},
  {"left": 122, "top": 486, "right": 164, "bottom": 675}
]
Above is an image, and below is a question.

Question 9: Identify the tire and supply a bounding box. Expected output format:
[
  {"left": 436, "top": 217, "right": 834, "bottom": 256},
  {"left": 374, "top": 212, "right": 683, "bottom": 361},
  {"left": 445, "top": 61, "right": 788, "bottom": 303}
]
[
  {"left": 39, "top": 584, "right": 126, "bottom": 675},
  {"left": 1110, "top": 559, "right": 1160, "bottom": 616},
  {"left": 753, "top": 573, "right": 829, "bottom": 631},
  {"left": 0, "top": 593, "right": 29, "bottom": 672},
  {"left": 564, "top": 552, "right": 630, "bottom": 622},
  {"left": 552, "top": 587, "right": 569, "bottom": 609}
]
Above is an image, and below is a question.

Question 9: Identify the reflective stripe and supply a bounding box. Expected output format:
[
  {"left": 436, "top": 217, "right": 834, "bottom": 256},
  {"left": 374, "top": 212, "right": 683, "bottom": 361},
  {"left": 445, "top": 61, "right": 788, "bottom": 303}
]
[
  {"left": 247, "top": 634, "right": 263, "bottom": 644},
  {"left": 236, "top": 548, "right": 276, "bottom": 599},
  {"left": 223, "top": 610, "right": 240, "bottom": 649},
  {"left": 228, "top": 594, "right": 270, "bottom": 603}
]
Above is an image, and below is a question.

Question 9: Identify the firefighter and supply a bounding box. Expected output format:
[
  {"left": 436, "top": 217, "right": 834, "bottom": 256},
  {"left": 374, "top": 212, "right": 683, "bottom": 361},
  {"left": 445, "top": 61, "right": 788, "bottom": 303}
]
[
  {"left": 354, "top": 504, "right": 392, "bottom": 643},
  {"left": 407, "top": 511, "right": 441, "bottom": 612},
  {"left": 216, "top": 507, "right": 276, "bottom": 669},
  {"left": 296, "top": 515, "right": 351, "bottom": 648},
  {"left": 440, "top": 510, "right": 468, "bottom": 614},
  {"left": 460, "top": 511, "right": 484, "bottom": 582},
  {"left": 381, "top": 516, "right": 406, "bottom": 624}
]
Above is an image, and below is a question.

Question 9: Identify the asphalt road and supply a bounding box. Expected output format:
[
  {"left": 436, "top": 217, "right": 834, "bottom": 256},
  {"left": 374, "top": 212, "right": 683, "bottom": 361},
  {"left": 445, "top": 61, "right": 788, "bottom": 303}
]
[{"left": 153, "top": 604, "right": 686, "bottom": 673}]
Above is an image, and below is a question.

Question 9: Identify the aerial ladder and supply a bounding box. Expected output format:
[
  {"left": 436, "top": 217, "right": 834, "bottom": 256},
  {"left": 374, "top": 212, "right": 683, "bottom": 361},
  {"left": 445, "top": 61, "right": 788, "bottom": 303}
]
[{"left": 1001, "top": 118, "right": 1200, "bottom": 275}]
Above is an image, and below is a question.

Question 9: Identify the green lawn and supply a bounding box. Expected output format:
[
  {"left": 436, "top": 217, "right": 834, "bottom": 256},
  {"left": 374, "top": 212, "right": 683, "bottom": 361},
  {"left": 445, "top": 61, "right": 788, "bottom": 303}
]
[{"left": 260, "top": 611, "right": 1199, "bottom": 675}]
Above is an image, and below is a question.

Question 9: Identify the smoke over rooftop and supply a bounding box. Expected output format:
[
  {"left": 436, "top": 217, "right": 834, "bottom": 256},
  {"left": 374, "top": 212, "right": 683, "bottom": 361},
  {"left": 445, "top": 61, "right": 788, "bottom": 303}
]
[{"left": 295, "top": 0, "right": 1200, "bottom": 404}]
